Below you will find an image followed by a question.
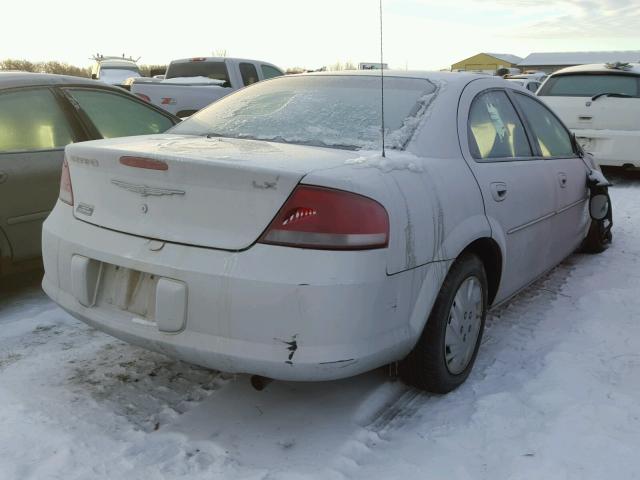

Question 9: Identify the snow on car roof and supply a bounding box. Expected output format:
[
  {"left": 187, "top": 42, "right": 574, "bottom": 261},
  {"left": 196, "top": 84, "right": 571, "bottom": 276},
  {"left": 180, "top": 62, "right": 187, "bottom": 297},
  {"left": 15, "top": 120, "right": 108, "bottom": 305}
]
[
  {"left": 98, "top": 59, "right": 139, "bottom": 68},
  {"left": 550, "top": 63, "right": 640, "bottom": 76},
  {"left": 519, "top": 51, "right": 640, "bottom": 67}
]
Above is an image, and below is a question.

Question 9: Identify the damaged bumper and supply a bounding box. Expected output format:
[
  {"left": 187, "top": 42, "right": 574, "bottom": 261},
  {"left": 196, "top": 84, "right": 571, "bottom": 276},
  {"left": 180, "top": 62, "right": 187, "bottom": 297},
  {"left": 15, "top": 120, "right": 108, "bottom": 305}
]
[{"left": 42, "top": 203, "right": 423, "bottom": 381}]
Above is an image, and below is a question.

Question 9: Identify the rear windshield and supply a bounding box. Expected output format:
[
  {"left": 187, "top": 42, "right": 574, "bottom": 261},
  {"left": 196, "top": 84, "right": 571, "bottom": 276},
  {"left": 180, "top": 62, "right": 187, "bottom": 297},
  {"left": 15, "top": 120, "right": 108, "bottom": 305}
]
[
  {"left": 170, "top": 75, "right": 438, "bottom": 150},
  {"left": 538, "top": 73, "right": 640, "bottom": 97},
  {"left": 165, "top": 60, "right": 230, "bottom": 84},
  {"left": 99, "top": 68, "right": 141, "bottom": 84}
]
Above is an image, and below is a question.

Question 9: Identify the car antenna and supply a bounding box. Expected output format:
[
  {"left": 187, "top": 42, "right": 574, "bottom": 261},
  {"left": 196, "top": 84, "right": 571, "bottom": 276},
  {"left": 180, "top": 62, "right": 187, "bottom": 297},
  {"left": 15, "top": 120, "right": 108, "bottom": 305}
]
[{"left": 379, "top": 0, "right": 386, "bottom": 158}]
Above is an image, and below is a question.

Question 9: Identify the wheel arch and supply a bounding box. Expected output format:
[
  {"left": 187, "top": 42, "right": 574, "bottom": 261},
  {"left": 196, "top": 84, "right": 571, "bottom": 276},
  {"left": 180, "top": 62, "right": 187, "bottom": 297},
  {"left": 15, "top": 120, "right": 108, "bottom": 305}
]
[{"left": 458, "top": 237, "right": 503, "bottom": 306}]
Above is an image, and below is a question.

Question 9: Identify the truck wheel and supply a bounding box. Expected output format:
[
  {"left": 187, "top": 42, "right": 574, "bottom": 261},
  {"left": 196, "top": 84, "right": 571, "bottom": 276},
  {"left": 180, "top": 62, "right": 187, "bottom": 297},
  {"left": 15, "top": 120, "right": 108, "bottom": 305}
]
[
  {"left": 581, "top": 218, "right": 612, "bottom": 254},
  {"left": 400, "top": 253, "right": 488, "bottom": 393}
]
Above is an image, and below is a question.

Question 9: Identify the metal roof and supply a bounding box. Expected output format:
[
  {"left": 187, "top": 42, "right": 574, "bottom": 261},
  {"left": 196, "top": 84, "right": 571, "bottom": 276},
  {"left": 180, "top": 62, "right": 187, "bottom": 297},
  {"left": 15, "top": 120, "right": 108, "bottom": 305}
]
[
  {"left": 519, "top": 51, "right": 640, "bottom": 67},
  {"left": 550, "top": 63, "right": 640, "bottom": 76},
  {"left": 484, "top": 53, "right": 523, "bottom": 65}
]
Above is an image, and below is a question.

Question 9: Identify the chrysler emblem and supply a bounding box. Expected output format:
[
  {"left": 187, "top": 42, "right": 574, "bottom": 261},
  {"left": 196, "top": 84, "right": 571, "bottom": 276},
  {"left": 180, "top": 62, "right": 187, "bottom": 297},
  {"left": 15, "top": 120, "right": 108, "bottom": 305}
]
[{"left": 111, "top": 179, "right": 185, "bottom": 197}]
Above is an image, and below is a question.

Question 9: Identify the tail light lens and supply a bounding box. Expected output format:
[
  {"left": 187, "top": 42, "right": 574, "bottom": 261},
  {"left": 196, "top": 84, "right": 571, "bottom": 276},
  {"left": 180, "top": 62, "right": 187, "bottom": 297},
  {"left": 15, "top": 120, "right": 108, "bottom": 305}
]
[
  {"left": 259, "top": 185, "right": 389, "bottom": 250},
  {"left": 135, "top": 93, "right": 151, "bottom": 102},
  {"left": 59, "top": 157, "right": 73, "bottom": 205}
]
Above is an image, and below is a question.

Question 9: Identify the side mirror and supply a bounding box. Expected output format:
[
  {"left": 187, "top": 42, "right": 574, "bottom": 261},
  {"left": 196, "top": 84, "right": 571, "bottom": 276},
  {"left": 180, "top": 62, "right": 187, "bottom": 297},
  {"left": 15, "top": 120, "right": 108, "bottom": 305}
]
[
  {"left": 589, "top": 193, "right": 610, "bottom": 220},
  {"left": 91, "top": 74, "right": 97, "bottom": 80}
]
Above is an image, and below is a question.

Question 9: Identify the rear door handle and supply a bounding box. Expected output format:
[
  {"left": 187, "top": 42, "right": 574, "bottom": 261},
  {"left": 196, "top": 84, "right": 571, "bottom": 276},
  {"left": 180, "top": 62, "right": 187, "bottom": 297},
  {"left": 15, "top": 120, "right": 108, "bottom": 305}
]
[
  {"left": 490, "top": 182, "right": 508, "bottom": 202},
  {"left": 558, "top": 172, "right": 568, "bottom": 188},
  {"left": 0, "top": 171, "right": 7, "bottom": 184}
]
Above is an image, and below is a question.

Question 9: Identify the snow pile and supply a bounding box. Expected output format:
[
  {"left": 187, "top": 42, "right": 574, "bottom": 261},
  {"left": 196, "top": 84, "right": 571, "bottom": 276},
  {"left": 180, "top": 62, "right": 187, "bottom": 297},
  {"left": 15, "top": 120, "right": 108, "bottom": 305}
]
[
  {"left": 345, "top": 151, "right": 424, "bottom": 173},
  {"left": 162, "top": 77, "right": 227, "bottom": 85}
]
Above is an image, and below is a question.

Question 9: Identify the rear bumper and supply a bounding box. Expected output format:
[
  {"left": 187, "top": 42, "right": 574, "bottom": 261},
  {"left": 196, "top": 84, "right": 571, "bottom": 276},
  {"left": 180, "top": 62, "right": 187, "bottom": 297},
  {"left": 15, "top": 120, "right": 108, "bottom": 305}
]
[
  {"left": 42, "top": 203, "right": 432, "bottom": 381},
  {"left": 574, "top": 129, "right": 640, "bottom": 167}
]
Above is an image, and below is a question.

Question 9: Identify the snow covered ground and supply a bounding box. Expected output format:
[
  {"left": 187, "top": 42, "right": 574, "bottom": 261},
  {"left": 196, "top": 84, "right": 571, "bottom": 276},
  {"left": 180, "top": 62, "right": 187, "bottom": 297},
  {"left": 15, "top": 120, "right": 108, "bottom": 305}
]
[{"left": 1, "top": 171, "right": 639, "bottom": 480}]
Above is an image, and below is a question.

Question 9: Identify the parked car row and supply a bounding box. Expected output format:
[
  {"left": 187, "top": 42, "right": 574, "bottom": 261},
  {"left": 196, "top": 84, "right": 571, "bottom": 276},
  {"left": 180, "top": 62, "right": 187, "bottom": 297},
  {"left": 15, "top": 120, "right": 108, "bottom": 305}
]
[
  {"left": 0, "top": 59, "right": 624, "bottom": 393},
  {"left": 39, "top": 69, "right": 612, "bottom": 393}
]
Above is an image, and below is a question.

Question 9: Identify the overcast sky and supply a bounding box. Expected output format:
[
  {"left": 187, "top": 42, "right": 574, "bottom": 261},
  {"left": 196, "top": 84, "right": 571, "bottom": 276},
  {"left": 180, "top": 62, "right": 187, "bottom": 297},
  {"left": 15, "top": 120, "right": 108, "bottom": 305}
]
[{"left": 2, "top": 0, "right": 639, "bottom": 70}]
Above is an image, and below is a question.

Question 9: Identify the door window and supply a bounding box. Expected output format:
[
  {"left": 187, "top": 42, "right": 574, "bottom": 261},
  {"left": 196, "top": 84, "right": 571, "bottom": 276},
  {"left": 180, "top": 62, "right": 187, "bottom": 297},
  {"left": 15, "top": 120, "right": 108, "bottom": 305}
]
[
  {"left": 512, "top": 93, "right": 574, "bottom": 158},
  {"left": 261, "top": 65, "right": 284, "bottom": 80},
  {"left": 0, "top": 88, "right": 75, "bottom": 153},
  {"left": 468, "top": 90, "right": 532, "bottom": 160},
  {"left": 239, "top": 62, "right": 259, "bottom": 86},
  {"left": 64, "top": 88, "right": 174, "bottom": 138}
]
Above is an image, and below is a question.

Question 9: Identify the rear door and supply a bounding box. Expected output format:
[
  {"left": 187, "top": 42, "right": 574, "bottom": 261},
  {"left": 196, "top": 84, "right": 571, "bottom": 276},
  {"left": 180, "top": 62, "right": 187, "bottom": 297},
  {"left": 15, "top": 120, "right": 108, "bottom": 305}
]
[
  {"left": 0, "top": 87, "right": 80, "bottom": 262},
  {"left": 459, "top": 83, "right": 558, "bottom": 302},
  {"left": 510, "top": 91, "right": 590, "bottom": 263}
]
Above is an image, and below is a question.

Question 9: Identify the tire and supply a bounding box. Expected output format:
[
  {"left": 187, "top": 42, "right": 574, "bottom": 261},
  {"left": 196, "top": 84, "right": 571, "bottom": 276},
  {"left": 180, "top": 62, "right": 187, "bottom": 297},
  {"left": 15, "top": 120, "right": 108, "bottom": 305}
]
[
  {"left": 400, "top": 253, "right": 488, "bottom": 393},
  {"left": 581, "top": 218, "right": 612, "bottom": 254}
]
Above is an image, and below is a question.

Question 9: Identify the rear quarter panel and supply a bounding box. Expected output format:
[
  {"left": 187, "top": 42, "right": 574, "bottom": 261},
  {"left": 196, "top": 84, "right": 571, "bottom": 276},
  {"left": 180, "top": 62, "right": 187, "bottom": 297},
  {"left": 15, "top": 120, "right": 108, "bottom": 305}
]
[{"left": 302, "top": 153, "right": 489, "bottom": 276}]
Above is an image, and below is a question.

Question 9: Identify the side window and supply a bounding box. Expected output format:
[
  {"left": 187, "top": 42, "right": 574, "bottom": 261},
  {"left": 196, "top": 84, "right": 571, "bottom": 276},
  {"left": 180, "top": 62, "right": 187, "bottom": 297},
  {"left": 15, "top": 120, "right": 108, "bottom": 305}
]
[
  {"left": 527, "top": 82, "right": 540, "bottom": 93},
  {"left": 0, "top": 88, "right": 75, "bottom": 153},
  {"left": 239, "top": 62, "right": 259, "bottom": 86},
  {"left": 64, "top": 89, "right": 174, "bottom": 139},
  {"left": 468, "top": 90, "right": 532, "bottom": 160},
  {"left": 512, "top": 93, "right": 574, "bottom": 158},
  {"left": 261, "top": 65, "right": 283, "bottom": 80}
]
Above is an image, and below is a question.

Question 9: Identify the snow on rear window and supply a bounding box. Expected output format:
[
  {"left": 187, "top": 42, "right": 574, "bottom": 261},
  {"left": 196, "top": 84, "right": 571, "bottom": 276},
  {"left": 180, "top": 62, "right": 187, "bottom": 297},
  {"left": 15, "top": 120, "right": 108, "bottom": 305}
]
[{"left": 170, "top": 75, "right": 438, "bottom": 150}]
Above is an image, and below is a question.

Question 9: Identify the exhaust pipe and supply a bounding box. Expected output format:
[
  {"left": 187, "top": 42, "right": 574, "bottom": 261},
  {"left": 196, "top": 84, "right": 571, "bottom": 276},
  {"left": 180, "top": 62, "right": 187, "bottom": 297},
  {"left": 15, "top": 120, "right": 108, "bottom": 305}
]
[{"left": 250, "top": 375, "right": 273, "bottom": 391}]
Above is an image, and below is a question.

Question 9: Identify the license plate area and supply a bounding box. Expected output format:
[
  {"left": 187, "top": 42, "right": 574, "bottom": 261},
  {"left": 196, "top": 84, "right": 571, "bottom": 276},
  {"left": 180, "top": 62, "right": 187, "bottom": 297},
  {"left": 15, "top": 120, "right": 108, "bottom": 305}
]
[{"left": 96, "top": 264, "right": 159, "bottom": 321}]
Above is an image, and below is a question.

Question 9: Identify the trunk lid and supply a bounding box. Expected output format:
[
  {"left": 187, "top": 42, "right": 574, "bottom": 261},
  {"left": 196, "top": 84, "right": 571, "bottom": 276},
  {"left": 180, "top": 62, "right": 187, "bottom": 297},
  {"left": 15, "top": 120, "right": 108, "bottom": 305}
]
[
  {"left": 66, "top": 135, "right": 360, "bottom": 250},
  {"left": 541, "top": 96, "right": 640, "bottom": 131}
]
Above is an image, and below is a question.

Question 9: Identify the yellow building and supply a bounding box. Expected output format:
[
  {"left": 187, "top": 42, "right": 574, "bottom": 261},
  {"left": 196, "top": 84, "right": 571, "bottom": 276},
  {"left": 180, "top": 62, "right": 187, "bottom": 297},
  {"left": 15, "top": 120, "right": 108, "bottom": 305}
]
[{"left": 451, "top": 53, "right": 522, "bottom": 73}]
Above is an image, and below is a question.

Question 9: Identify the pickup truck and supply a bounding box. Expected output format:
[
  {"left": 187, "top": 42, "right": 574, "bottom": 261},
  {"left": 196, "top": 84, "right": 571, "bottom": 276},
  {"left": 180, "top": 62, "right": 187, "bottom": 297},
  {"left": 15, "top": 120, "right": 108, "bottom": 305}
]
[{"left": 130, "top": 57, "right": 284, "bottom": 117}]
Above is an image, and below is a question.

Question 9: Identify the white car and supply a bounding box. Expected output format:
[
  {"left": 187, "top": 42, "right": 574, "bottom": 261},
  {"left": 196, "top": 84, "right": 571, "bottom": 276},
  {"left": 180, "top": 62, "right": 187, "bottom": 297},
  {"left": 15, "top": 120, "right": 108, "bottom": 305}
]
[
  {"left": 91, "top": 56, "right": 142, "bottom": 86},
  {"left": 537, "top": 63, "right": 640, "bottom": 167},
  {"left": 505, "top": 77, "right": 543, "bottom": 93},
  {"left": 42, "top": 71, "right": 611, "bottom": 393},
  {"left": 130, "top": 57, "right": 284, "bottom": 117}
]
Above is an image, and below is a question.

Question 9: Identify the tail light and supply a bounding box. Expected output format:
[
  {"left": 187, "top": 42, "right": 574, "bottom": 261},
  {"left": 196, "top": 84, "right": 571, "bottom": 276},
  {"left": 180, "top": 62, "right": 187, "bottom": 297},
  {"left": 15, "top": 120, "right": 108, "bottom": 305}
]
[
  {"left": 161, "top": 97, "right": 176, "bottom": 105},
  {"left": 135, "top": 93, "right": 151, "bottom": 102},
  {"left": 259, "top": 185, "right": 389, "bottom": 250},
  {"left": 59, "top": 157, "right": 73, "bottom": 205}
]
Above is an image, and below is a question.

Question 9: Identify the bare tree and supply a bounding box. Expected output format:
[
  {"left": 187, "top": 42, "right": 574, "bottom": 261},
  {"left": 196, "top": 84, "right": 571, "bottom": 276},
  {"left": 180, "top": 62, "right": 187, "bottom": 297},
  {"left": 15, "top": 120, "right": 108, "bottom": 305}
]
[
  {"left": 0, "top": 59, "right": 38, "bottom": 72},
  {"left": 328, "top": 60, "right": 357, "bottom": 71}
]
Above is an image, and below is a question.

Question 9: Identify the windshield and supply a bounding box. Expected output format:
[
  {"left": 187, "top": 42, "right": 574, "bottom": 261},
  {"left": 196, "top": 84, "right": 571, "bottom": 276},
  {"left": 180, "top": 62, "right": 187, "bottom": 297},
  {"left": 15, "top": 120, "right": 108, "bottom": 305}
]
[
  {"left": 538, "top": 73, "right": 640, "bottom": 97},
  {"left": 99, "top": 68, "right": 141, "bottom": 84},
  {"left": 170, "top": 75, "right": 438, "bottom": 150},
  {"left": 165, "top": 61, "right": 230, "bottom": 84}
]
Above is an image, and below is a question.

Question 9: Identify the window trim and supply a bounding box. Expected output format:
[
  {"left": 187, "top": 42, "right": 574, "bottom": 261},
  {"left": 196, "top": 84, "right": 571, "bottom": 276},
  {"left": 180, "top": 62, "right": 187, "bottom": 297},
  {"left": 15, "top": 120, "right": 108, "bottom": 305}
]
[
  {"left": 0, "top": 85, "right": 84, "bottom": 154},
  {"left": 467, "top": 87, "right": 537, "bottom": 163},
  {"left": 506, "top": 89, "right": 579, "bottom": 161},
  {"left": 59, "top": 86, "right": 179, "bottom": 140}
]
